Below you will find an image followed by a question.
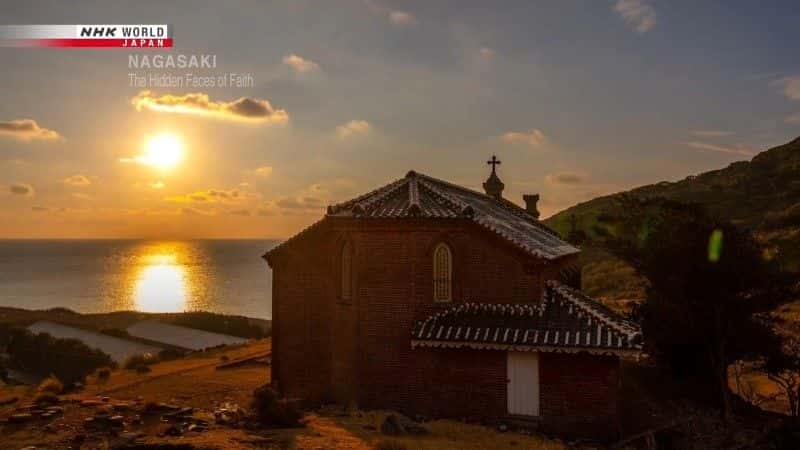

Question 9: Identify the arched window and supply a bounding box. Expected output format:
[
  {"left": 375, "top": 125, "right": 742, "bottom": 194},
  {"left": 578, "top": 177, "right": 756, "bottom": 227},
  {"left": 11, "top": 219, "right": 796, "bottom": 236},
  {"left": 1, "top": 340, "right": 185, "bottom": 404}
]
[
  {"left": 433, "top": 243, "right": 452, "bottom": 302},
  {"left": 340, "top": 241, "right": 353, "bottom": 303}
]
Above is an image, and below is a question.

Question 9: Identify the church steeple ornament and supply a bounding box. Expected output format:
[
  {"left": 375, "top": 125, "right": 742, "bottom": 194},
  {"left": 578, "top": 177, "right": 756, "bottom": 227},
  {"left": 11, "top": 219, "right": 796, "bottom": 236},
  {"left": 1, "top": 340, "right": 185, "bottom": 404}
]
[{"left": 483, "top": 155, "right": 505, "bottom": 199}]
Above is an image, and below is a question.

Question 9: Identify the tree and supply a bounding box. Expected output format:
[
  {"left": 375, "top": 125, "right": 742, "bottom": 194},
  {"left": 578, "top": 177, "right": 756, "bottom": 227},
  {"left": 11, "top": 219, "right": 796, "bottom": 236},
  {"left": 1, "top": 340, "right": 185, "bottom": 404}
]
[{"left": 594, "top": 197, "right": 793, "bottom": 419}]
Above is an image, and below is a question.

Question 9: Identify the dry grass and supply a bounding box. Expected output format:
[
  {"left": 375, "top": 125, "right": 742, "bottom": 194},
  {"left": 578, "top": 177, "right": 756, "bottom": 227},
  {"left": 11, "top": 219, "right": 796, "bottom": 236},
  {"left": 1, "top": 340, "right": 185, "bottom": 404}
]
[
  {"left": 327, "top": 410, "right": 568, "bottom": 450},
  {"left": 37, "top": 375, "right": 63, "bottom": 394},
  {"left": 0, "top": 339, "right": 567, "bottom": 450}
]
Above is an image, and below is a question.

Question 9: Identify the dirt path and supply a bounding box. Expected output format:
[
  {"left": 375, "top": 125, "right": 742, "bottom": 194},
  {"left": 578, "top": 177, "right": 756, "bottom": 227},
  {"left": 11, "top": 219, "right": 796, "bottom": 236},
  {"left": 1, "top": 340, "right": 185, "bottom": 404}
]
[{"left": 295, "top": 414, "right": 373, "bottom": 450}]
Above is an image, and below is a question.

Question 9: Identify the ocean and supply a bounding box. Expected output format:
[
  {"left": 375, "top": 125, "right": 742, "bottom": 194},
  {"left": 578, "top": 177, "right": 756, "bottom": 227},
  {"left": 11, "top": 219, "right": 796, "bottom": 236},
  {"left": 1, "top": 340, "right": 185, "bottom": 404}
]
[{"left": 0, "top": 240, "right": 279, "bottom": 319}]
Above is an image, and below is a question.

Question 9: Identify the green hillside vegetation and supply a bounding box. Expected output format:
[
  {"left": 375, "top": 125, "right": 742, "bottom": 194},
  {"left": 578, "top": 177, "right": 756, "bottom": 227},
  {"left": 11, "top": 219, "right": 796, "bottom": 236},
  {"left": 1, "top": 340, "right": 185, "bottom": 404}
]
[{"left": 545, "top": 136, "right": 800, "bottom": 307}]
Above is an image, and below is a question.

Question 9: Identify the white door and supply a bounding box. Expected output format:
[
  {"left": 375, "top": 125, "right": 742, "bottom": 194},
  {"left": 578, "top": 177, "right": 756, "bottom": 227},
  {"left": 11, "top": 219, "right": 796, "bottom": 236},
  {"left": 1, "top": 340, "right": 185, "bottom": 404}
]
[{"left": 507, "top": 352, "right": 540, "bottom": 416}]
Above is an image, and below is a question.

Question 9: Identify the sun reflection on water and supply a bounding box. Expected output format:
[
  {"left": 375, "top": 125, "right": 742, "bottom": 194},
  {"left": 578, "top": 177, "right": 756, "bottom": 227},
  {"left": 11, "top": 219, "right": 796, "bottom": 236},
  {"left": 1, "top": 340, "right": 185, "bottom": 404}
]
[{"left": 133, "top": 249, "right": 188, "bottom": 313}]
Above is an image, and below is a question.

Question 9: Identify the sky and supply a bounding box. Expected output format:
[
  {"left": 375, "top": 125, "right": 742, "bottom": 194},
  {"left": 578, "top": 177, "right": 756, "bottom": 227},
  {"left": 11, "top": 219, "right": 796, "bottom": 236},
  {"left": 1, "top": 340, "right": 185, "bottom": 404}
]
[{"left": 1, "top": 0, "right": 799, "bottom": 239}]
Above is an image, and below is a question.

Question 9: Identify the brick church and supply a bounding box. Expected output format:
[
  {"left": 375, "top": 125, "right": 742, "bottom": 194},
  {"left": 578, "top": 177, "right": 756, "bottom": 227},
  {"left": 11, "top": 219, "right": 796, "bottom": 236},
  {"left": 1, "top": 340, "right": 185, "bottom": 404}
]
[{"left": 263, "top": 158, "right": 642, "bottom": 439}]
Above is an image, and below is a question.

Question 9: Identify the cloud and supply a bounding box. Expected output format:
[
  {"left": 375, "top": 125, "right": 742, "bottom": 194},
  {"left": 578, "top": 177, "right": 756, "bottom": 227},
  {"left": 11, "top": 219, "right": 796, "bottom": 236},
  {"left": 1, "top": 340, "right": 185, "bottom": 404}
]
[
  {"left": 167, "top": 188, "right": 255, "bottom": 204},
  {"left": 257, "top": 207, "right": 275, "bottom": 217},
  {"left": 685, "top": 141, "right": 755, "bottom": 156},
  {"left": 229, "top": 209, "right": 251, "bottom": 216},
  {"left": 273, "top": 195, "right": 326, "bottom": 213},
  {"left": 150, "top": 181, "right": 165, "bottom": 189},
  {"left": 546, "top": 171, "right": 586, "bottom": 185},
  {"left": 0, "top": 119, "right": 60, "bottom": 141},
  {"left": 614, "top": 0, "right": 657, "bottom": 33},
  {"left": 786, "top": 113, "right": 800, "bottom": 124},
  {"left": 282, "top": 54, "right": 320, "bottom": 74},
  {"left": 31, "top": 205, "right": 49, "bottom": 212},
  {"left": 71, "top": 193, "right": 92, "bottom": 200},
  {"left": 777, "top": 76, "right": 800, "bottom": 101},
  {"left": 63, "top": 175, "right": 91, "bottom": 186},
  {"left": 9, "top": 183, "right": 34, "bottom": 196},
  {"left": 336, "top": 120, "right": 372, "bottom": 139},
  {"left": 131, "top": 91, "right": 288, "bottom": 123},
  {"left": 365, "top": 1, "right": 416, "bottom": 27},
  {"left": 500, "top": 128, "right": 547, "bottom": 149},
  {"left": 692, "top": 130, "right": 732, "bottom": 137},
  {"left": 475, "top": 47, "right": 494, "bottom": 64},
  {"left": 180, "top": 207, "right": 213, "bottom": 216},
  {"left": 254, "top": 166, "right": 273, "bottom": 177},
  {"left": 389, "top": 11, "right": 416, "bottom": 26}
]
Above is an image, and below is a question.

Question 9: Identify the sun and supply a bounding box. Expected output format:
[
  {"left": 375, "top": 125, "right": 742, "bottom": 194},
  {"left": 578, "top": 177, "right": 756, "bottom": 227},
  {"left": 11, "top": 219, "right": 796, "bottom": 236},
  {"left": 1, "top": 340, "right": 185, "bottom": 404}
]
[{"left": 140, "top": 133, "right": 184, "bottom": 170}]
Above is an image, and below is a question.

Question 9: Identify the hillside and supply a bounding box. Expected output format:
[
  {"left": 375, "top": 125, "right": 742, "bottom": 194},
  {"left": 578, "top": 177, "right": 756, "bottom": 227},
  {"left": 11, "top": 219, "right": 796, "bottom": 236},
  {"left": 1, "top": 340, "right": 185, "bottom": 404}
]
[
  {"left": 544, "top": 136, "right": 800, "bottom": 305},
  {"left": 0, "top": 339, "right": 569, "bottom": 449}
]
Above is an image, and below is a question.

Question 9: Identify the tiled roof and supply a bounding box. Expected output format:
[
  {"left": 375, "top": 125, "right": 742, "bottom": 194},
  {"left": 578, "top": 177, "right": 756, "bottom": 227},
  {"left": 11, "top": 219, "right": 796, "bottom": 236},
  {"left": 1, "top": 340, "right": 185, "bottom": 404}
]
[
  {"left": 325, "top": 171, "right": 579, "bottom": 260},
  {"left": 411, "top": 280, "right": 643, "bottom": 356}
]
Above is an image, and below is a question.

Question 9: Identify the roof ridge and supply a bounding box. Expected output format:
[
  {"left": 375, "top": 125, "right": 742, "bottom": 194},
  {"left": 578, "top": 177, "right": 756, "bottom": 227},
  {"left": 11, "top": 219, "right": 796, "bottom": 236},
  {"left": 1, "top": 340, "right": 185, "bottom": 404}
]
[
  {"left": 415, "top": 171, "right": 564, "bottom": 239},
  {"left": 353, "top": 177, "right": 408, "bottom": 216},
  {"left": 546, "top": 280, "right": 641, "bottom": 342},
  {"left": 417, "top": 178, "right": 474, "bottom": 217},
  {"left": 328, "top": 176, "right": 407, "bottom": 215}
]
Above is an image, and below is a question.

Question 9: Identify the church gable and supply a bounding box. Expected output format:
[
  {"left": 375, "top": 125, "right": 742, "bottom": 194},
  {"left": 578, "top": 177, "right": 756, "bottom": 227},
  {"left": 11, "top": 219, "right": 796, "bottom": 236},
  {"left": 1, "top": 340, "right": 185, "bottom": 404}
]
[{"left": 322, "top": 170, "right": 579, "bottom": 260}]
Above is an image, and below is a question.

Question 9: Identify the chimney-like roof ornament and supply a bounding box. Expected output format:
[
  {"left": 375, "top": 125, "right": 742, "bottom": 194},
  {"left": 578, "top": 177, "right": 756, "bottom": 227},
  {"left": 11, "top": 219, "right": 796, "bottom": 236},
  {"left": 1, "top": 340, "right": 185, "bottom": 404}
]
[{"left": 483, "top": 155, "right": 504, "bottom": 199}]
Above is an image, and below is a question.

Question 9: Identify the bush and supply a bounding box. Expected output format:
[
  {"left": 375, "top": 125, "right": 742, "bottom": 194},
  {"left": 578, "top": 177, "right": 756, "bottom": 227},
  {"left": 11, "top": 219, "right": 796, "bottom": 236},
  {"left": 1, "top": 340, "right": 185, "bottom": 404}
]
[
  {"left": 0, "top": 324, "right": 114, "bottom": 386},
  {"left": 251, "top": 384, "right": 301, "bottom": 427},
  {"left": 375, "top": 440, "right": 408, "bottom": 450},
  {"left": 95, "top": 367, "right": 112, "bottom": 380},
  {"left": 38, "top": 375, "right": 63, "bottom": 395},
  {"left": 122, "top": 353, "right": 154, "bottom": 370}
]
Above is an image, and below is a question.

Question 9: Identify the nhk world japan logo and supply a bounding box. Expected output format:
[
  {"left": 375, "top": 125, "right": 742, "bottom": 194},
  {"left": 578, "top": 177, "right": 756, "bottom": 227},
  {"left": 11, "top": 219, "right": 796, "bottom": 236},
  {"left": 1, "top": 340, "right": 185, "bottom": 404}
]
[{"left": 0, "top": 25, "right": 172, "bottom": 48}]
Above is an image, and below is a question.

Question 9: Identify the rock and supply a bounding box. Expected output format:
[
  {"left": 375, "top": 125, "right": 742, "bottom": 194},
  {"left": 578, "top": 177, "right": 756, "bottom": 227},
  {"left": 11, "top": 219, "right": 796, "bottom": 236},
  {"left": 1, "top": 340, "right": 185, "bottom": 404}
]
[
  {"left": 101, "top": 396, "right": 110, "bottom": 402},
  {"left": 363, "top": 424, "right": 377, "bottom": 431},
  {"left": 112, "top": 402, "right": 133, "bottom": 411},
  {"left": 9, "top": 413, "right": 33, "bottom": 423},
  {"left": 131, "top": 414, "right": 143, "bottom": 425},
  {"left": 381, "top": 413, "right": 428, "bottom": 436},
  {"left": 160, "top": 424, "right": 183, "bottom": 437},
  {"left": 46, "top": 406, "right": 64, "bottom": 414},
  {"left": 110, "top": 415, "right": 125, "bottom": 425},
  {"left": 81, "top": 400, "right": 103, "bottom": 407},
  {"left": 188, "top": 423, "right": 207, "bottom": 432},
  {"left": 120, "top": 431, "right": 145, "bottom": 442},
  {"left": 162, "top": 406, "right": 194, "bottom": 419},
  {"left": 381, "top": 414, "right": 404, "bottom": 435},
  {"left": 498, "top": 423, "right": 508, "bottom": 432},
  {"left": 29, "top": 409, "right": 45, "bottom": 416}
]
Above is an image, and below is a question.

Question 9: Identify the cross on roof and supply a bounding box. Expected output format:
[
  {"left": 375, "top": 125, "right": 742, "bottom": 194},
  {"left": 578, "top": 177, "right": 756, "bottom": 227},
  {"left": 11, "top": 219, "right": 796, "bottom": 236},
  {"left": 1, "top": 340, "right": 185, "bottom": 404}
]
[{"left": 487, "top": 155, "right": 501, "bottom": 173}]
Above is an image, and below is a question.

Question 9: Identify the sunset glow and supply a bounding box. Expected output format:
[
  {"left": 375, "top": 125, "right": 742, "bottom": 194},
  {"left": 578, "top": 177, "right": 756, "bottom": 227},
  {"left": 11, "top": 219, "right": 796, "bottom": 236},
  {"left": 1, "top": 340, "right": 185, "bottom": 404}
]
[
  {"left": 138, "top": 133, "right": 184, "bottom": 171},
  {"left": 133, "top": 251, "right": 188, "bottom": 312}
]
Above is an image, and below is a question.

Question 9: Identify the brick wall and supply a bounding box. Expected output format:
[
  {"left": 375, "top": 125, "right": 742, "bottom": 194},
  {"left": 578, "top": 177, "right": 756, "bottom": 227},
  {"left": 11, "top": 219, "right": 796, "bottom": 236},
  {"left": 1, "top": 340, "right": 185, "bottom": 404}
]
[
  {"left": 539, "top": 352, "right": 620, "bottom": 439},
  {"left": 269, "top": 222, "right": 335, "bottom": 405},
  {"left": 267, "top": 217, "right": 617, "bottom": 439}
]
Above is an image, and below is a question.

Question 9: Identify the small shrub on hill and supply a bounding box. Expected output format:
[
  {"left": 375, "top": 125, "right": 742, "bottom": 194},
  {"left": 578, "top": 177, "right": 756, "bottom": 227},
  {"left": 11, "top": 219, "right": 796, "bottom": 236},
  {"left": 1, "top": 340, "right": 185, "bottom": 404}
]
[
  {"left": 122, "top": 353, "right": 154, "bottom": 370},
  {"left": 38, "top": 375, "right": 63, "bottom": 394},
  {"left": 251, "top": 384, "right": 301, "bottom": 427},
  {"left": 95, "top": 367, "right": 111, "bottom": 380}
]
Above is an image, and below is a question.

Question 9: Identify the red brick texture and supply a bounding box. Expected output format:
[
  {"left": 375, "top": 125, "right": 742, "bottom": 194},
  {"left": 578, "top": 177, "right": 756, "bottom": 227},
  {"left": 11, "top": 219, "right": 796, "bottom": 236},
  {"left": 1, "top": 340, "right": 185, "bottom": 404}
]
[{"left": 266, "top": 218, "right": 619, "bottom": 440}]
